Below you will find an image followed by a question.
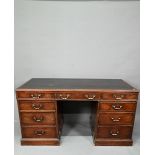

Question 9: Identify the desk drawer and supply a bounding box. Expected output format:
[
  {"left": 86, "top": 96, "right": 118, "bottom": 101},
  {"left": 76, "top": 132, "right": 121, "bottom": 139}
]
[
  {"left": 16, "top": 91, "right": 55, "bottom": 99},
  {"left": 101, "top": 92, "right": 138, "bottom": 100},
  {"left": 20, "top": 112, "right": 56, "bottom": 126},
  {"left": 98, "top": 113, "right": 134, "bottom": 125},
  {"left": 98, "top": 102, "right": 137, "bottom": 112},
  {"left": 55, "top": 92, "right": 100, "bottom": 100},
  {"left": 96, "top": 126, "right": 133, "bottom": 139},
  {"left": 18, "top": 101, "right": 56, "bottom": 111},
  {"left": 22, "top": 127, "right": 57, "bottom": 138}
]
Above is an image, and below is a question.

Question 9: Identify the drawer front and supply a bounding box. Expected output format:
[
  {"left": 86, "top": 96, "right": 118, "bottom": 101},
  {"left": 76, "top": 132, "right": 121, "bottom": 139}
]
[
  {"left": 98, "top": 113, "right": 134, "bottom": 125},
  {"left": 102, "top": 93, "right": 138, "bottom": 100},
  {"left": 22, "top": 127, "right": 57, "bottom": 138},
  {"left": 96, "top": 126, "right": 133, "bottom": 139},
  {"left": 98, "top": 102, "right": 137, "bottom": 112},
  {"left": 16, "top": 91, "right": 55, "bottom": 99},
  {"left": 55, "top": 92, "right": 100, "bottom": 100},
  {"left": 20, "top": 112, "right": 56, "bottom": 126},
  {"left": 18, "top": 101, "right": 56, "bottom": 111}
]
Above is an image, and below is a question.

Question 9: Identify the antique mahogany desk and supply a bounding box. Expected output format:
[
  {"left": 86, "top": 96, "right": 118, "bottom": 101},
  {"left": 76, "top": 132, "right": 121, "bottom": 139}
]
[{"left": 16, "top": 78, "right": 139, "bottom": 146}]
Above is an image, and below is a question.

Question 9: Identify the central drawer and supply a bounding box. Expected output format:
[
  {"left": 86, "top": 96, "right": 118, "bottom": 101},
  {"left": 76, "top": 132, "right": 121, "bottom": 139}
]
[
  {"left": 98, "top": 112, "right": 134, "bottom": 125},
  {"left": 20, "top": 112, "right": 56, "bottom": 126},
  {"left": 55, "top": 92, "right": 100, "bottom": 100},
  {"left": 22, "top": 127, "right": 57, "bottom": 138}
]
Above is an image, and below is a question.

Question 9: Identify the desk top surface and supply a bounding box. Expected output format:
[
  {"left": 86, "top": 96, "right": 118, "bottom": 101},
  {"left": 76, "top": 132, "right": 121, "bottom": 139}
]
[{"left": 16, "top": 78, "right": 137, "bottom": 91}]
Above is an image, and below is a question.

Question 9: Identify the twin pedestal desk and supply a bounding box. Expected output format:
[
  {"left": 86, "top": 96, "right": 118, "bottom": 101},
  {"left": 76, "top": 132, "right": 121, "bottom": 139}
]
[{"left": 16, "top": 78, "right": 139, "bottom": 146}]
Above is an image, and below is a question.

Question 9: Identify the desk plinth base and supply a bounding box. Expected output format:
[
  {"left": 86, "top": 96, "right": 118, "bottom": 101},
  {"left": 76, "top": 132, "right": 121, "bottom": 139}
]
[
  {"left": 21, "top": 138, "right": 60, "bottom": 146},
  {"left": 94, "top": 139, "right": 133, "bottom": 146}
]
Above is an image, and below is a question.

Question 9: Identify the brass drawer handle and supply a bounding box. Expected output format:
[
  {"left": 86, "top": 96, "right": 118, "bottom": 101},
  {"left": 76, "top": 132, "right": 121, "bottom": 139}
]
[
  {"left": 110, "top": 130, "right": 119, "bottom": 136},
  {"left": 113, "top": 94, "right": 124, "bottom": 100},
  {"left": 31, "top": 94, "right": 41, "bottom": 99},
  {"left": 85, "top": 94, "right": 96, "bottom": 100},
  {"left": 34, "top": 130, "right": 45, "bottom": 136},
  {"left": 112, "top": 105, "right": 123, "bottom": 110},
  {"left": 33, "top": 116, "right": 44, "bottom": 122},
  {"left": 111, "top": 117, "right": 121, "bottom": 122},
  {"left": 59, "top": 94, "right": 70, "bottom": 100},
  {"left": 32, "top": 103, "right": 42, "bottom": 110}
]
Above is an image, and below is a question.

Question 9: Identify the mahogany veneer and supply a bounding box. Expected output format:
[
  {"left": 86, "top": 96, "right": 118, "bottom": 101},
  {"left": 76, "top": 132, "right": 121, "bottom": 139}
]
[{"left": 16, "top": 78, "right": 139, "bottom": 146}]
